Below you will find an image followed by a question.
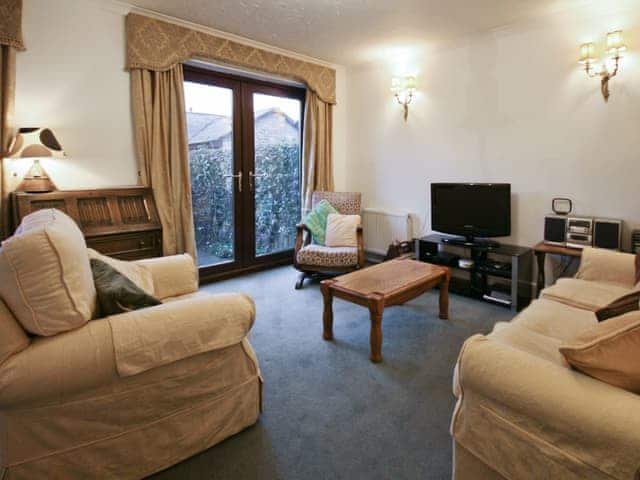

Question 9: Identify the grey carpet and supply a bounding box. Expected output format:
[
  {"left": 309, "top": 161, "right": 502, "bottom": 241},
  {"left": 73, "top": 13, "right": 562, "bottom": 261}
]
[{"left": 149, "top": 266, "right": 514, "bottom": 480}]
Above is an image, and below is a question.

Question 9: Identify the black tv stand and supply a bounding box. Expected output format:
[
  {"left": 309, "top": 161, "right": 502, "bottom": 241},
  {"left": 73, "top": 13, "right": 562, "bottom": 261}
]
[
  {"left": 416, "top": 234, "right": 533, "bottom": 311},
  {"left": 441, "top": 236, "right": 501, "bottom": 249}
]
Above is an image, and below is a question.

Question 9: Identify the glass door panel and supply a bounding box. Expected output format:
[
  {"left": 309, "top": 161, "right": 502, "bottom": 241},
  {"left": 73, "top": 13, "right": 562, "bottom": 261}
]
[
  {"left": 184, "top": 81, "right": 237, "bottom": 268},
  {"left": 251, "top": 93, "right": 302, "bottom": 257}
]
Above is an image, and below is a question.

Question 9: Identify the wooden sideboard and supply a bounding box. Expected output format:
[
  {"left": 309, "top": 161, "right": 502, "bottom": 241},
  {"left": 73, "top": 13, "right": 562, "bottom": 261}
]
[{"left": 11, "top": 187, "right": 163, "bottom": 260}]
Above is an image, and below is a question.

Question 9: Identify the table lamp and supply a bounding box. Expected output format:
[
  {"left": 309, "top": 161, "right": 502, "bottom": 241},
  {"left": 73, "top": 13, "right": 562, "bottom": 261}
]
[{"left": 7, "top": 127, "right": 65, "bottom": 192}]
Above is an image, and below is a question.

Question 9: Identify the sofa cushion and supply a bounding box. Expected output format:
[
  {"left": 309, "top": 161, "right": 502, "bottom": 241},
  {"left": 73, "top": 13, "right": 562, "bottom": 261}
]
[
  {"left": 510, "top": 298, "right": 597, "bottom": 342},
  {"left": 541, "top": 278, "right": 632, "bottom": 312},
  {"left": 575, "top": 247, "right": 637, "bottom": 288},
  {"left": 0, "top": 299, "right": 30, "bottom": 365},
  {"left": 560, "top": 310, "right": 640, "bottom": 393},
  {"left": 296, "top": 244, "right": 358, "bottom": 268},
  {"left": 91, "top": 259, "right": 162, "bottom": 317},
  {"left": 88, "top": 248, "right": 154, "bottom": 296},
  {"left": 302, "top": 199, "right": 338, "bottom": 245},
  {"left": 325, "top": 214, "right": 360, "bottom": 247},
  {"left": 0, "top": 209, "right": 96, "bottom": 336},
  {"left": 490, "top": 322, "right": 568, "bottom": 367}
]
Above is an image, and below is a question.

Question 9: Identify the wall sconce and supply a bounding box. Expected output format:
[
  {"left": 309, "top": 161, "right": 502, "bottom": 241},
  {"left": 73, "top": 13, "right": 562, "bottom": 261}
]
[
  {"left": 7, "top": 127, "right": 66, "bottom": 192},
  {"left": 579, "top": 30, "right": 627, "bottom": 102},
  {"left": 391, "top": 76, "right": 416, "bottom": 121}
]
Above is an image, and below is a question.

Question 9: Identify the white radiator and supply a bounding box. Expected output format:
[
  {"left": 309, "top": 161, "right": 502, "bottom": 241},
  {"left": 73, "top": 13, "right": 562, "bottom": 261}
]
[{"left": 362, "top": 208, "right": 414, "bottom": 256}]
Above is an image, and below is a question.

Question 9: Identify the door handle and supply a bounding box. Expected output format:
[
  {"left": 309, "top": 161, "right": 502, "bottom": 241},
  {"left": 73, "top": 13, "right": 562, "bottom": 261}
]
[
  {"left": 249, "top": 171, "right": 268, "bottom": 191},
  {"left": 223, "top": 171, "right": 243, "bottom": 192}
]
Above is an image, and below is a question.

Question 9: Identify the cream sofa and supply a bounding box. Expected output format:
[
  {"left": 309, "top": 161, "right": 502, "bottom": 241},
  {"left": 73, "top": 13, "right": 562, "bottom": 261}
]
[
  {"left": 0, "top": 209, "right": 261, "bottom": 479},
  {"left": 451, "top": 247, "right": 640, "bottom": 480}
]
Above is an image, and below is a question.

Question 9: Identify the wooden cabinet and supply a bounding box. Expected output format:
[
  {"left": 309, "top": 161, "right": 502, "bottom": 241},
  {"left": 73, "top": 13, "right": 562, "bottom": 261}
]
[{"left": 11, "top": 187, "right": 163, "bottom": 260}]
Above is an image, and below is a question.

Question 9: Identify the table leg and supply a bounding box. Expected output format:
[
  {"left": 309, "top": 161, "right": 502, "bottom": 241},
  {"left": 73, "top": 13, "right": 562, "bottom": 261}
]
[
  {"left": 321, "top": 281, "right": 334, "bottom": 340},
  {"left": 535, "top": 251, "right": 546, "bottom": 297},
  {"left": 439, "top": 269, "right": 451, "bottom": 320},
  {"left": 368, "top": 294, "right": 384, "bottom": 363}
]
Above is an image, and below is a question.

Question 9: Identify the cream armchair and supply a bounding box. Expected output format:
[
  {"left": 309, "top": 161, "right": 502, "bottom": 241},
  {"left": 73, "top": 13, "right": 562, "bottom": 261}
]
[
  {"left": 0, "top": 209, "right": 261, "bottom": 479},
  {"left": 294, "top": 191, "right": 365, "bottom": 289}
]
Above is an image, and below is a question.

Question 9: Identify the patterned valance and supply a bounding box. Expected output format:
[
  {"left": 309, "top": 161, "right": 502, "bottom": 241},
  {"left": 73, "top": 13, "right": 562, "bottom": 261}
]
[
  {"left": 125, "top": 13, "right": 336, "bottom": 104},
  {"left": 0, "top": 0, "right": 25, "bottom": 50}
]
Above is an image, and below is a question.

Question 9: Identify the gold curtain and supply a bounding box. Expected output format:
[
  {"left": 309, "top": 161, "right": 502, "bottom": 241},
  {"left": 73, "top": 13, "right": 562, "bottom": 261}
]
[
  {"left": 0, "top": 0, "right": 25, "bottom": 240},
  {"left": 302, "top": 90, "right": 334, "bottom": 212},
  {"left": 0, "top": 45, "right": 17, "bottom": 239},
  {"left": 131, "top": 65, "right": 196, "bottom": 258}
]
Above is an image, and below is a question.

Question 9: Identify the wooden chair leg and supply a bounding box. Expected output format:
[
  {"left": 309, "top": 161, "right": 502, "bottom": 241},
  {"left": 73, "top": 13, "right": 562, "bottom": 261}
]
[{"left": 295, "top": 272, "right": 307, "bottom": 290}]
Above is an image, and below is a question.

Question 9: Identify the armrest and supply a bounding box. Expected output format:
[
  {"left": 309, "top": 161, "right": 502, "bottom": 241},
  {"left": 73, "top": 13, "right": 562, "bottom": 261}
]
[
  {"left": 453, "top": 335, "right": 640, "bottom": 479},
  {"left": 0, "top": 319, "right": 117, "bottom": 407},
  {"left": 135, "top": 254, "right": 198, "bottom": 299},
  {"left": 108, "top": 293, "right": 256, "bottom": 377},
  {"left": 576, "top": 247, "right": 637, "bottom": 288},
  {"left": 295, "top": 223, "right": 312, "bottom": 253},
  {"left": 356, "top": 225, "right": 365, "bottom": 267}
]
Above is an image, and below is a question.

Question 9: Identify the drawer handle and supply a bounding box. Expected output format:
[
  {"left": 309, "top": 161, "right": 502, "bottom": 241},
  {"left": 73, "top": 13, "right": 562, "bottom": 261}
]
[{"left": 139, "top": 240, "right": 147, "bottom": 248}]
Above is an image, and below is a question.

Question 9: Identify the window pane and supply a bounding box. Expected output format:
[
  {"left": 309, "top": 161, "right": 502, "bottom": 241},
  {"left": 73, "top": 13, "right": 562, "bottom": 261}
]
[
  {"left": 184, "top": 81, "right": 235, "bottom": 267},
  {"left": 253, "top": 93, "right": 302, "bottom": 257}
]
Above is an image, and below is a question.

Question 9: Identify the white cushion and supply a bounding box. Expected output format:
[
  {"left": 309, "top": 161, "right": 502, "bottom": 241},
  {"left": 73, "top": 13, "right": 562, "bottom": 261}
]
[
  {"left": 87, "top": 248, "right": 155, "bottom": 296},
  {"left": 325, "top": 214, "right": 360, "bottom": 247},
  {"left": 0, "top": 209, "right": 96, "bottom": 336}
]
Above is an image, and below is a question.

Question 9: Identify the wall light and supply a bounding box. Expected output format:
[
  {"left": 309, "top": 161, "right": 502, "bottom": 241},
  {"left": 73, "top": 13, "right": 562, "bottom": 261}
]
[
  {"left": 390, "top": 76, "right": 416, "bottom": 121},
  {"left": 579, "top": 30, "right": 627, "bottom": 102}
]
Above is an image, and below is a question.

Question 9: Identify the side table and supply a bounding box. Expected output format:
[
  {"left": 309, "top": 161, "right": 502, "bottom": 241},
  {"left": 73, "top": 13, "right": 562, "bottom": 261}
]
[{"left": 532, "top": 242, "right": 582, "bottom": 296}]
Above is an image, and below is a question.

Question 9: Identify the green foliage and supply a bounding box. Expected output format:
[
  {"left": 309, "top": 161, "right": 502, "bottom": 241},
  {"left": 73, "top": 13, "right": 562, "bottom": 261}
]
[{"left": 189, "top": 143, "right": 301, "bottom": 263}]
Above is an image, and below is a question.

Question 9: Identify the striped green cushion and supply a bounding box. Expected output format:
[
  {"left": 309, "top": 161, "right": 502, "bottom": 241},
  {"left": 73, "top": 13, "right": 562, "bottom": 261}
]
[{"left": 303, "top": 200, "right": 338, "bottom": 245}]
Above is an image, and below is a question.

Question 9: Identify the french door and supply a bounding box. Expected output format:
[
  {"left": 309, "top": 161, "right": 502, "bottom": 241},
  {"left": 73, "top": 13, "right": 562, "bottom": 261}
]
[{"left": 184, "top": 66, "right": 305, "bottom": 279}]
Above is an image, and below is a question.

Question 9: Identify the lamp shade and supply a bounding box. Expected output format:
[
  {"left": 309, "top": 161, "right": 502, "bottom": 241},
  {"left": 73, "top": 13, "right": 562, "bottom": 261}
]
[
  {"left": 7, "top": 128, "right": 65, "bottom": 159},
  {"left": 606, "top": 30, "right": 626, "bottom": 54},
  {"left": 579, "top": 42, "right": 596, "bottom": 63}
]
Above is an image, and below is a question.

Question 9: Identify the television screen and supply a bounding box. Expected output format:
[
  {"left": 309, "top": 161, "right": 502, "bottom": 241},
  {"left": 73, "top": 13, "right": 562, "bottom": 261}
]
[{"left": 431, "top": 183, "right": 511, "bottom": 239}]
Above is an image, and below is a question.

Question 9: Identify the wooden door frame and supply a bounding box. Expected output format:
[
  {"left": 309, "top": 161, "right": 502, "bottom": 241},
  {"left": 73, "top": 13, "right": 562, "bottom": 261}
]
[
  {"left": 183, "top": 65, "right": 306, "bottom": 282},
  {"left": 241, "top": 80, "right": 306, "bottom": 268}
]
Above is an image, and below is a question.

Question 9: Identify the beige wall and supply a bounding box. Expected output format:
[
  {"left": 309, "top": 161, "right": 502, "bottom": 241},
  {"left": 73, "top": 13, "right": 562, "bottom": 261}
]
[
  {"left": 12, "top": 0, "right": 348, "bottom": 191},
  {"left": 346, "top": 5, "right": 640, "bottom": 251}
]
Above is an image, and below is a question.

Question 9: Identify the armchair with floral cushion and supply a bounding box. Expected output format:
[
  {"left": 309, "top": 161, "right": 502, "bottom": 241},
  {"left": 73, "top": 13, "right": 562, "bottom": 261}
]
[{"left": 294, "top": 191, "right": 365, "bottom": 289}]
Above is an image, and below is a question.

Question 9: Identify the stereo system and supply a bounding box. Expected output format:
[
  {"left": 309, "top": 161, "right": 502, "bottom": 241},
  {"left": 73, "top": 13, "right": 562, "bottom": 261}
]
[{"left": 544, "top": 215, "right": 622, "bottom": 250}]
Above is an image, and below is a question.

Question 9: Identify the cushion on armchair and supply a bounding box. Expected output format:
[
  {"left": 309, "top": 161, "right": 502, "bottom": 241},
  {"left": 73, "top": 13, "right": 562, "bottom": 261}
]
[
  {"left": 0, "top": 209, "right": 96, "bottom": 336},
  {"left": 91, "top": 258, "right": 161, "bottom": 317},
  {"left": 88, "top": 248, "right": 155, "bottom": 296},
  {"left": 296, "top": 244, "right": 358, "bottom": 268},
  {"left": 302, "top": 199, "right": 338, "bottom": 245},
  {"left": 325, "top": 214, "right": 361, "bottom": 247}
]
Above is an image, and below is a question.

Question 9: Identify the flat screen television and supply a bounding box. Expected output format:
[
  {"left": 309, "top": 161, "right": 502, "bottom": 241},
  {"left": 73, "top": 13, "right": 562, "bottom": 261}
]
[{"left": 431, "top": 183, "right": 511, "bottom": 246}]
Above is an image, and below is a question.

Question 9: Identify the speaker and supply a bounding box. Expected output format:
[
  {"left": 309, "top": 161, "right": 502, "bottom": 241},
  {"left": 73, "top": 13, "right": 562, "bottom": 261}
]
[
  {"left": 416, "top": 238, "right": 438, "bottom": 262},
  {"left": 593, "top": 219, "right": 622, "bottom": 250},
  {"left": 632, "top": 230, "right": 640, "bottom": 253},
  {"left": 544, "top": 215, "right": 568, "bottom": 246}
]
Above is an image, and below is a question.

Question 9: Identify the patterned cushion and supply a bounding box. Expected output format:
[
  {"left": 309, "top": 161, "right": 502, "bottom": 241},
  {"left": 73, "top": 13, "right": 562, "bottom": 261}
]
[
  {"left": 303, "top": 200, "right": 338, "bottom": 245},
  {"left": 312, "top": 191, "right": 361, "bottom": 215},
  {"left": 296, "top": 245, "right": 358, "bottom": 268}
]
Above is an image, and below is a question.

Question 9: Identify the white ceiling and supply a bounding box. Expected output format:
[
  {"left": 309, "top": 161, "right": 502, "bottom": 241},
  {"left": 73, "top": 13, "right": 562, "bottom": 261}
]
[{"left": 118, "top": 0, "right": 629, "bottom": 66}]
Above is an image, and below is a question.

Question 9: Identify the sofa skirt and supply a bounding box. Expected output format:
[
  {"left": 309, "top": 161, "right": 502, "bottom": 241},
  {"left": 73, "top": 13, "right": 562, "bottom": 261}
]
[
  {"left": 0, "top": 339, "right": 261, "bottom": 479},
  {"left": 453, "top": 441, "right": 507, "bottom": 480}
]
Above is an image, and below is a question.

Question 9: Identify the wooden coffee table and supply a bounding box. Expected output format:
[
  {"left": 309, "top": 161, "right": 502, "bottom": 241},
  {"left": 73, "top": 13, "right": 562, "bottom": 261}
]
[{"left": 320, "top": 258, "right": 451, "bottom": 363}]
